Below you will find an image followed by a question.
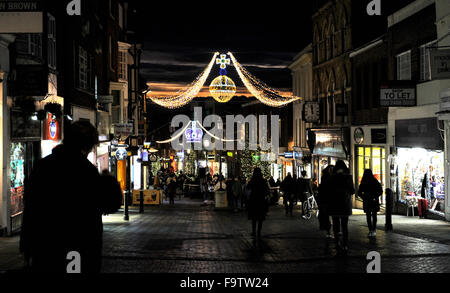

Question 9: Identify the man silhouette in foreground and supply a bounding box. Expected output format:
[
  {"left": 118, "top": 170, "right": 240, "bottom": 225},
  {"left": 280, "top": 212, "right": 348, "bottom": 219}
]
[{"left": 20, "top": 121, "right": 121, "bottom": 273}]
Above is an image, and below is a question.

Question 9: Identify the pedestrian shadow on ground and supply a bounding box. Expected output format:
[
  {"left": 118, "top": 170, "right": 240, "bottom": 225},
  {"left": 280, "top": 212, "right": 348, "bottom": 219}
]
[{"left": 243, "top": 237, "right": 273, "bottom": 262}]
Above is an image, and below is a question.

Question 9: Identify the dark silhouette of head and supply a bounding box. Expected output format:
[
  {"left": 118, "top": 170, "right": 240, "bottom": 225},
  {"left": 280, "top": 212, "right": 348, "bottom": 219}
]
[
  {"left": 334, "top": 160, "right": 349, "bottom": 175},
  {"left": 252, "top": 167, "right": 263, "bottom": 180},
  {"left": 361, "top": 169, "right": 377, "bottom": 184},
  {"left": 301, "top": 170, "right": 307, "bottom": 178},
  {"left": 64, "top": 121, "right": 99, "bottom": 156}
]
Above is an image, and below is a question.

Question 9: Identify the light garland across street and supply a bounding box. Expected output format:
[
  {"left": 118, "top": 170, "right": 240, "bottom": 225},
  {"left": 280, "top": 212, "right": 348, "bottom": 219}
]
[
  {"left": 148, "top": 52, "right": 219, "bottom": 109},
  {"left": 148, "top": 52, "right": 301, "bottom": 108}
]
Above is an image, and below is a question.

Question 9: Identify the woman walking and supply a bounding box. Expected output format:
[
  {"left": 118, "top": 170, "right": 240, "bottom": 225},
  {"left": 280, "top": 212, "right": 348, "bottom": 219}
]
[
  {"left": 317, "top": 165, "right": 334, "bottom": 238},
  {"left": 358, "top": 169, "right": 383, "bottom": 237},
  {"left": 247, "top": 168, "right": 270, "bottom": 241},
  {"left": 328, "top": 160, "right": 355, "bottom": 255}
]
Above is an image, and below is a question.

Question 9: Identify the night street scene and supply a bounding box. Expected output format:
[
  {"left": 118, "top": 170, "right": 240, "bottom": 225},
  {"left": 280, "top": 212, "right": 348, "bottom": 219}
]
[{"left": 1, "top": 0, "right": 450, "bottom": 286}]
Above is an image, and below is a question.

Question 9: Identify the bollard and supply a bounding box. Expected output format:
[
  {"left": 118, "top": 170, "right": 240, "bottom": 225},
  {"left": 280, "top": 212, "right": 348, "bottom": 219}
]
[
  {"left": 139, "top": 189, "right": 144, "bottom": 213},
  {"left": 385, "top": 188, "right": 393, "bottom": 231},
  {"left": 124, "top": 190, "right": 129, "bottom": 221}
]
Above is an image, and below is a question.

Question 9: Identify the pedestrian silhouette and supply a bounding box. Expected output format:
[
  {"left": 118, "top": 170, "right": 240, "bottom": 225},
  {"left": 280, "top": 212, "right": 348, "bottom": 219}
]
[
  {"left": 358, "top": 169, "right": 383, "bottom": 237},
  {"left": 281, "top": 173, "right": 296, "bottom": 216},
  {"left": 20, "top": 121, "right": 121, "bottom": 273},
  {"left": 327, "top": 160, "right": 355, "bottom": 256},
  {"left": 317, "top": 165, "right": 334, "bottom": 238},
  {"left": 247, "top": 168, "right": 270, "bottom": 241}
]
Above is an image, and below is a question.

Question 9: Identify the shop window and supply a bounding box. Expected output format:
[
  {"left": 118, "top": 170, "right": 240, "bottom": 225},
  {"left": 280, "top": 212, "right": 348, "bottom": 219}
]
[{"left": 396, "top": 148, "right": 445, "bottom": 214}]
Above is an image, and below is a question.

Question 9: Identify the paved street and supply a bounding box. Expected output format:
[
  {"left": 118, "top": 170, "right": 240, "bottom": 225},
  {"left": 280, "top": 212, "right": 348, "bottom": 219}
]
[
  {"left": 2, "top": 197, "right": 450, "bottom": 274},
  {"left": 0, "top": 199, "right": 450, "bottom": 273}
]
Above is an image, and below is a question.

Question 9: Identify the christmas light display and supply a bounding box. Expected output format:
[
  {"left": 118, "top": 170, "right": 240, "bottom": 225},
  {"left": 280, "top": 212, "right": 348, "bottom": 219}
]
[
  {"left": 148, "top": 52, "right": 301, "bottom": 108},
  {"left": 228, "top": 52, "right": 301, "bottom": 107},
  {"left": 209, "top": 54, "right": 236, "bottom": 103},
  {"left": 149, "top": 52, "right": 219, "bottom": 109}
]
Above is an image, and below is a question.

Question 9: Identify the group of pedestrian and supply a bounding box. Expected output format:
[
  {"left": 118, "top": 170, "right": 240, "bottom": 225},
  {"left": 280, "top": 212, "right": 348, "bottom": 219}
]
[{"left": 316, "top": 160, "right": 382, "bottom": 255}]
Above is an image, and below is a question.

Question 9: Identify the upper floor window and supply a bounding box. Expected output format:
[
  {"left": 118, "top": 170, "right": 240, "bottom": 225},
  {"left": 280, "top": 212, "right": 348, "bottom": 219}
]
[
  {"left": 118, "top": 51, "right": 128, "bottom": 80},
  {"left": 16, "top": 34, "right": 42, "bottom": 59},
  {"left": 79, "top": 46, "right": 88, "bottom": 89},
  {"left": 396, "top": 50, "right": 411, "bottom": 81},
  {"left": 47, "top": 14, "right": 56, "bottom": 70},
  {"left": 420, "top": 40, "right": 437, "bottom": 81}
]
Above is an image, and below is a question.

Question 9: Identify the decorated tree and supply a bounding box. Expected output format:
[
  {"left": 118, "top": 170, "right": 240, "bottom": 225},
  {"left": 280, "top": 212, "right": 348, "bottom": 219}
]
[{"left": 240, "top": 146, "right": 271, "bottom": 180}]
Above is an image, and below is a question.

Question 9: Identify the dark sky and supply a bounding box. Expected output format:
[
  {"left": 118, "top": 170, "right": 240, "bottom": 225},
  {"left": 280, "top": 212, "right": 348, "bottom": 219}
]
[{"left": 130, "top": 1, "right": 313, "bottom": 96}]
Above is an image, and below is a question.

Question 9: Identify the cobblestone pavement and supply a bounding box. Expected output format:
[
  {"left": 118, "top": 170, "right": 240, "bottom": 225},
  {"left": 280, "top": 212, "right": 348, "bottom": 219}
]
[
  {"left": 2, "top": 197, "right": 450, "bottom": 273},
  {"left": 100, "top": 198, "right": 450, "bottom": 273}
]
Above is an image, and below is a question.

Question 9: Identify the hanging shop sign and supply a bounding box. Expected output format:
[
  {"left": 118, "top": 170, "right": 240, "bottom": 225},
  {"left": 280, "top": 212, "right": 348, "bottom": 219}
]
[
  {"left": 395, "top": 118, "right": 444, "bottom": 150},
  {"left": 149, "top": 154, "right": 157, "bottom": 162},
  {"left": 354, "top": 128, "right": 364, "bottom": 144},
  {"left": 380, "top": 84, "right": 416, "bottom": 107},
  {"left": 371, "top": 129, "right": 387, "bottom": 144},
  {"left": 115, "top": 147, "right": 128, "bottom": 161},
  {"left": 431, "top": 49, "right": 450, "bottom": 80},
  {"left": 283, "top": 152, "right": 294, "bottom": 159},
  {"left": 114, "top": 123, "right": 133, "bottom": 137},
  {"left": 43, "top": 113, "right": 61, "bottom": 141}
]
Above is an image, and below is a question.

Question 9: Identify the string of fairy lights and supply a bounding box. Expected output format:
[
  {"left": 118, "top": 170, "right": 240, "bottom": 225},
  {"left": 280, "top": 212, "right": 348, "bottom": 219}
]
[
  {"left": 147, "top": 52, "right": 301, "bottom": 109},
  {"left": 227, "top": 52, "right": 300, "bottom": 107},
  {"left": 149, "top": 52, "right": 219, "bottom": 109}
]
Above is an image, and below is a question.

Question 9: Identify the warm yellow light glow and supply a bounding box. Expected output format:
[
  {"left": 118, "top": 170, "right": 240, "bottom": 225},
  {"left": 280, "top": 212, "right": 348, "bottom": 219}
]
[
  {"left": 149, "top": 52, "right": 219, "bottom": 109},
  {"left": 209, "top": 75, "right": 236, "bottom": 103},
  {"left": 228, "top": 52, "right": 301, "bottom": 107}
]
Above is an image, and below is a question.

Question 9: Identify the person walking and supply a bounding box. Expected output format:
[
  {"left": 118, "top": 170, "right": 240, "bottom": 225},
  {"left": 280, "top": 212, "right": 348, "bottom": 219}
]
[
  {"left": 298, "top": 171, "right": 314, "bottom": 219},
  {"left": 327, "top": 160, "right": 355, "bottom": 255},
  {"left": 167, "top": 175, "right": 177, "bottom": 205},
  {"left": 231, "top": 176, "right": 243, "bottom": 212},
  {"left": 358, "top": 169, "right": 383, "bottom": 237},
  {"left": 317, "top": 165, "right": 334, "bottom": 238},
  {"left": 281, "top": 173, "right": 295, "bottom": 216},
  {"left": 247, "top": 168, "right": 270, "bottom": 241},
  {"left": 20, "top": 121, "right": 121, "bottom": 273}
]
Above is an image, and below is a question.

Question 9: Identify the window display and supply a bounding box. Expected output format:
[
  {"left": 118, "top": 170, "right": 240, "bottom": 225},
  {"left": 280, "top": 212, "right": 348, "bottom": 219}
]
[
  {"left": 10, "top": 143, "right": 25, "bottom": 216},
  {"left": 396, "top": 148, "right": 445, "bottom": 214}
]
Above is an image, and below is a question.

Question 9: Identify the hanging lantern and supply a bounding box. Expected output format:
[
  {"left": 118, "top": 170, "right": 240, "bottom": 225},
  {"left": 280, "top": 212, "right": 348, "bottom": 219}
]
[{"left": 209, "top": 75, "right": 236, "bottom": 103}]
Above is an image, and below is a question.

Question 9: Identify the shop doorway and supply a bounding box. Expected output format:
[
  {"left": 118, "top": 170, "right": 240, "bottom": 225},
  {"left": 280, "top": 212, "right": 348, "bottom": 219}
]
[{"left": 355, "top": 146, "right": 386, "bottom": 204}]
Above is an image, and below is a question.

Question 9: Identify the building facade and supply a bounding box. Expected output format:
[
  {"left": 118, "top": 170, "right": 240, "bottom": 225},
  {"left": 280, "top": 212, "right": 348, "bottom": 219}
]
[{"left": 289, "top": 44, "right": 313, "bottom": 178}]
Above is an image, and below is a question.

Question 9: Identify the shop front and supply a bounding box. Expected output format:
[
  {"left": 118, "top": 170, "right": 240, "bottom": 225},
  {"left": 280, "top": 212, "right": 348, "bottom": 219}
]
[
  {"left": 351, "top": 126, "right": 388, "bottom": 208},
  {"left": 392, "top": 118, "right": 446, "bottom": 218},
  {"left": 308, "top": 128, "right": 350, "bottom": 184},
  {"left": 9, "top": 108, "right": 42, "bottom": 234}
]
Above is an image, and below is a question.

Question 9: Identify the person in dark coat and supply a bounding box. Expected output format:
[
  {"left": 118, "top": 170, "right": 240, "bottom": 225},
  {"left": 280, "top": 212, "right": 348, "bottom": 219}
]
[
  {"left": 327, "top": 160, "right": 355, "bottom": 255},
  {"left": 281, "top": 173, "right": 296, "bottom": 216},
  {"left": 247, "top": 168, "right": 270, "bottom": 240},
  {"left": 316, "top": 166, "right": 334, "bottom": 238},
  {"left": 167, "top": 175, "right": 177, "bottom": 205},
  {"left": 20, "top": 121, "right": 121, "bottom": 273},
  {"left": 358, "top": 169, "right": 383, "bottom": 237}
]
